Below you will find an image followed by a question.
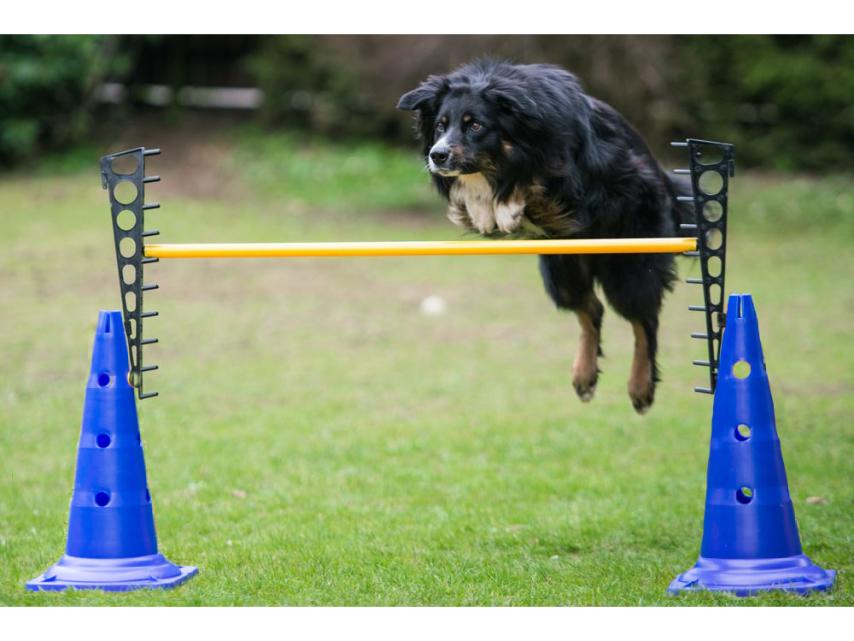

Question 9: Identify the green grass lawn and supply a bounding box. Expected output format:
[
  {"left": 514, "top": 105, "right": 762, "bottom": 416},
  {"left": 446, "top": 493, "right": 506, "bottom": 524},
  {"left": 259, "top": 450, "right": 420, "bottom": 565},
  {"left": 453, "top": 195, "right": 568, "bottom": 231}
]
[{"left": 0, "top": 131, "right": 851, "bottom": 605}]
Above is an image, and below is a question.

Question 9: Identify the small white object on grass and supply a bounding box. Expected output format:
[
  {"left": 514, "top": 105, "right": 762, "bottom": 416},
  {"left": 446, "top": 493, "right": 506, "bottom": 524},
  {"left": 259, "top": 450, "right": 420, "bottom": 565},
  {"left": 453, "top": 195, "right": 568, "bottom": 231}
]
[{"left": 420, "top": 295, "right": 447, "bottom": 316}]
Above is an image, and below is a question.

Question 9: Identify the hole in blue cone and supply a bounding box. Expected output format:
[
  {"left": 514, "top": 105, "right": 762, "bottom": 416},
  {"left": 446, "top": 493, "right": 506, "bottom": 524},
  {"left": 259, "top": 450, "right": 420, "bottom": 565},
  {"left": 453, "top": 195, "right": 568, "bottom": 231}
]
[
  {"left": 137, "top": 433, "right": 142, "bottom": 445},
  {"left": 96, "top": 433, "right": 111, "bottom": 448},
  {"left": 735, "top": 424, "right": 751, "bottom": 441},
  {"left": 732, "top": 360, "right": 751, "bottom": 379},
  {"left": 97, "top": 372, "right": 112, "bottom": 387},
  {"left": 145, "top": 489, "right": 151, "bottom": 502},
  {"left": 95, "top": 491, "right": 111, "bottom": 507},
  {"left": 736, "top": 486, "right": 754, "bottom": 504}
]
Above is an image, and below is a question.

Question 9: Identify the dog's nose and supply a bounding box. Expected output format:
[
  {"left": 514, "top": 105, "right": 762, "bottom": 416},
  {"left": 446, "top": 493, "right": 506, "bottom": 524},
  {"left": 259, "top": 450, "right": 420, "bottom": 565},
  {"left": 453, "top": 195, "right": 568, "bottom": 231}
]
[{"left": 430, "top": 148, "right": 450, "bottom": 164}]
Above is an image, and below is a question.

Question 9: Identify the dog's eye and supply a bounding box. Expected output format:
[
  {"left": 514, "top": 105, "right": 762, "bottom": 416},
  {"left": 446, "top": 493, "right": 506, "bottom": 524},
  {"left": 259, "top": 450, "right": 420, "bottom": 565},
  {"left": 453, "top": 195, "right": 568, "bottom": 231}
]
[
  {"left": 469, "top": 121, "right": 482, "bottom": 132},
  {"left": 436, "top": 122, "right": 446, "bottom": 133}
]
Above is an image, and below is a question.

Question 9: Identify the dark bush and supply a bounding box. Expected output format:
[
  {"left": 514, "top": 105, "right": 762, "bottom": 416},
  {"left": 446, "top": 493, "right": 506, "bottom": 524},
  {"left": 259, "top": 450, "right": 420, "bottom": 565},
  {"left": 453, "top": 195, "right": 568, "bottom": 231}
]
[
  {"left": 0, "top": 35, "right": 127, "bottom": 166},
  {"left": 675, "top": 35, "right": 854, "bottom": 170},
  {"left": 245, "top": 36, "right": 378, "bottom": 138}
]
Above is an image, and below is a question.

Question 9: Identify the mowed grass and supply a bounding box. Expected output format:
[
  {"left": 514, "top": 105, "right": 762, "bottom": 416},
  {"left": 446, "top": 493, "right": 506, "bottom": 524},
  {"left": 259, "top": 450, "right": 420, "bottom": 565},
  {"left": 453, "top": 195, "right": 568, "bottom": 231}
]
[{"left": 0, "top": 132, "right": 851, "bottom": 605}]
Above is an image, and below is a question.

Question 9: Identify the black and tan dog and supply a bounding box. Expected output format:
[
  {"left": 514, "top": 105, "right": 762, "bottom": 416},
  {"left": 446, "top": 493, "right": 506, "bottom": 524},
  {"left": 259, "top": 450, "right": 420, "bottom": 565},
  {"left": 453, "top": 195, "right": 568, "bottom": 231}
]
[{"left": 398, "top": 59, "right": 692, "bottom": 413}]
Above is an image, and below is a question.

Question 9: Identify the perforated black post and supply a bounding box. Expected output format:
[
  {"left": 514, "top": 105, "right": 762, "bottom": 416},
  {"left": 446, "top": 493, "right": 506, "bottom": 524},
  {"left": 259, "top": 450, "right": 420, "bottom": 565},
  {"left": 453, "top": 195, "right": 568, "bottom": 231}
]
[
  {"left": 671, "top": 138, "right": 735, "bottom": 394},
  {"left": 100, "top": 147, "right": 161, "bottom": 400}
]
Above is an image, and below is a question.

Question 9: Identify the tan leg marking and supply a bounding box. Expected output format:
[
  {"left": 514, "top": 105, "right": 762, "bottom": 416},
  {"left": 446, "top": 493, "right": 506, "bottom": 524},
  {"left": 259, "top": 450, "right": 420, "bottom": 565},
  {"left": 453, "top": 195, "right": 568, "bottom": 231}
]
[
  {"left": 572, "top": 310, "right": 600, "bottom": 402},
  {"left": 628, "top": 321, "right": 655, "bottom": 414}
]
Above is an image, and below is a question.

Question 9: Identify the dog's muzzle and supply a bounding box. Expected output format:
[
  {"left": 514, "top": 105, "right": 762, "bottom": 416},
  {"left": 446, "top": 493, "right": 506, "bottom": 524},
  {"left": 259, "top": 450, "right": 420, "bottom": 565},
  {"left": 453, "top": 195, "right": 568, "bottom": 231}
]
[
  {"left": 428, "top": 143, "right": 462, "bottom": 176},
  {"left": 430, "top": 146, "right": 450, "bottom": 165}
]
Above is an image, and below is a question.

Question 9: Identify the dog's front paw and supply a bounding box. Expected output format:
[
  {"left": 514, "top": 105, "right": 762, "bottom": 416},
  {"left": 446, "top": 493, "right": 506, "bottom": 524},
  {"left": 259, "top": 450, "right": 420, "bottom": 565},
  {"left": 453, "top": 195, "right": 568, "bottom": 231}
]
[
  {"left": 473, "top": 218, "right": 496, "bottom": 235},
  {"left": 465, "top": 200, "right": 496, "bottom": 234},
  {"left": 494, "top": 200, "right": 525, "bottom": 234},
  {"left": 447, "top": 204, "right": 472, "bottom": 230}
]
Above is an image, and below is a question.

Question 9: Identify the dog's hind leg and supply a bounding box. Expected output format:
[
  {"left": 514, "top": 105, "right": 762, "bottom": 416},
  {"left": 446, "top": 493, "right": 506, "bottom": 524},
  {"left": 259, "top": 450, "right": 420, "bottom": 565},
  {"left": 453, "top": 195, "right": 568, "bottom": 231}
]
[
  {"left": 539, "top": 255, "right": 604, "bottom": 402},
  {"left": 628, "top": 318, "right": 658, "bottom": 414},
  {"left": 573, "top": 301, "right": 604, "bottom": 401},
  {"left": 597, "top": 254, "right": 674, "bottom": 414}
]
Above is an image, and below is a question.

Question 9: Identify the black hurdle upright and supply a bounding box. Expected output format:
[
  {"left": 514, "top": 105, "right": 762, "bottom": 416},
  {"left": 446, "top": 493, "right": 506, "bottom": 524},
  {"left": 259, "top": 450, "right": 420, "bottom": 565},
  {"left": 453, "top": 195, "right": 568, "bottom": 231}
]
[
  {"left": 100, "top": 147, "right": 161, "bottom": 400},
  {"left": 671, "top": 138, "right": 735, "bottom": 395}
]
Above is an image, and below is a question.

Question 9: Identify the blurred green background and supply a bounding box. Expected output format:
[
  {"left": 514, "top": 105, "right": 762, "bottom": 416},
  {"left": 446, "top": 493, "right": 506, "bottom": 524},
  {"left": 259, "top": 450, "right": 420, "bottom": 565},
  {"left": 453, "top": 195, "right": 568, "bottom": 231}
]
[
  {"left": 1, "top": 35, "right": 853, "bottom": 170},
  {"left": 0, "top": 35, "right": 851, "bottom": 606}
]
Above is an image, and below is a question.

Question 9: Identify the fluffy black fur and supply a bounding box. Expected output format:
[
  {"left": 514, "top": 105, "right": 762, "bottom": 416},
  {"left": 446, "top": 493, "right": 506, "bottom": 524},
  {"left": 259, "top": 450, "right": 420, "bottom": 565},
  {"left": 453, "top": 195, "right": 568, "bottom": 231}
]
[{"left": 397, "top": 59, "right": 693, "bottom": 413}]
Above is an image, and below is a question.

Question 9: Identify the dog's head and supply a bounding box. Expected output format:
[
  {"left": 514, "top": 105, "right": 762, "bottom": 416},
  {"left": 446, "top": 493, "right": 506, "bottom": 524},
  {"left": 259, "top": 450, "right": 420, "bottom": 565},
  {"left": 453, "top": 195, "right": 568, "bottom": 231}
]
[{"left": 397, "top": 62, "right": 543, "bottom": 178}]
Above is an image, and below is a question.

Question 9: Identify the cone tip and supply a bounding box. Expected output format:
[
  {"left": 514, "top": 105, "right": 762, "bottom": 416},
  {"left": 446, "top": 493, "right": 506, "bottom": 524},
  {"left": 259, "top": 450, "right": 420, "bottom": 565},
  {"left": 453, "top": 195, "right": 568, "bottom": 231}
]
[
  {"left": 96, "top": 310, "right": 123, "bottom": 336},
  {"left": 90, "top": 310, "right": 130, "bottom": 381},
  {"left": 726, "top": 293, "right": 756, "bottom": 321}
]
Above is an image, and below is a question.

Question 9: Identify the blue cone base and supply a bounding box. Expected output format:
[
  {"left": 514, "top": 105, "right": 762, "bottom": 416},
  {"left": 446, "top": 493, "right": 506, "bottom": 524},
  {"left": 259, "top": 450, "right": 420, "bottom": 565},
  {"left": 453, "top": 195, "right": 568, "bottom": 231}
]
[
  {"left": 26, "top": 553, "right": 198, "bottom": 592},
  {"left": 669, "top": 554, "right": 836, "bottom": 596}
]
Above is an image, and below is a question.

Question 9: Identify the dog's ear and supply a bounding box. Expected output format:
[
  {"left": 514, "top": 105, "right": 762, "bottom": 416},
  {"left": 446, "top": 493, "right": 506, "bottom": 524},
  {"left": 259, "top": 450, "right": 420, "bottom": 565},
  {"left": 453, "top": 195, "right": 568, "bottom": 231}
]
[
  {"left": 397, "top": 75, "right": 448, "bottom": 111},
  {"left": 485, "top": 80, "right": 541, "bottom": 122}
]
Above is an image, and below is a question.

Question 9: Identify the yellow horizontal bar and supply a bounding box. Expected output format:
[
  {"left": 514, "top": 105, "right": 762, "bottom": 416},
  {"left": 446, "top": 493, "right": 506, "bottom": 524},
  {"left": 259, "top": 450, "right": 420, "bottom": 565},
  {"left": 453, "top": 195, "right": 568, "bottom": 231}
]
[{"left": 144, "top": 238, "right": 696, "bottom": 259}]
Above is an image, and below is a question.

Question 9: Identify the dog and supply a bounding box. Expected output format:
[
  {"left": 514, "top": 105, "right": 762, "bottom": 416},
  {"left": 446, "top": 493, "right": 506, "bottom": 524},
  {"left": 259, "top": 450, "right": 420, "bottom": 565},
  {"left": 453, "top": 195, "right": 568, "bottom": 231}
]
[{"left": 397, "top": 59, "right": 692, "bottom": 414}]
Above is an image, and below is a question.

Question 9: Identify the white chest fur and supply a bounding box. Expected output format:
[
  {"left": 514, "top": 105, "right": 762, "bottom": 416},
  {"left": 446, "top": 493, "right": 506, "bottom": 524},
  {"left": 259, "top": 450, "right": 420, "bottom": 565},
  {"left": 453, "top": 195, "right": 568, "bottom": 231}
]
[{"left": 449, "top": 173, "right": 527, "bottom": 234}]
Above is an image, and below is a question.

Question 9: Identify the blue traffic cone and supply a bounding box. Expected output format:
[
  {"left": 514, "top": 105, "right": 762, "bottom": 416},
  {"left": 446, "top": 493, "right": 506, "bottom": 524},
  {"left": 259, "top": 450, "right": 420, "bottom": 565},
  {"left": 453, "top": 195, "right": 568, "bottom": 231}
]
[
  {"left": 669, "top": 293, "right": 835, "bottom": 596},
  {"left": 27, "top": 310, "right": 197, "bottom": 591}
]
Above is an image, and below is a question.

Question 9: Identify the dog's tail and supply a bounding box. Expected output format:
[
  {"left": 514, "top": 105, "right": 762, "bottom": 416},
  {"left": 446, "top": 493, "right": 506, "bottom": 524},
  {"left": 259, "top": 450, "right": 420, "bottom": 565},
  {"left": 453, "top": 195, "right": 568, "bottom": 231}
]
[{"left": 667, "top": 173, "right": 696, "bottom": 236}]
